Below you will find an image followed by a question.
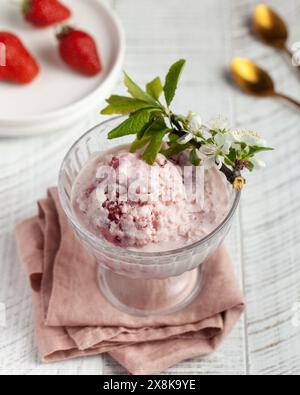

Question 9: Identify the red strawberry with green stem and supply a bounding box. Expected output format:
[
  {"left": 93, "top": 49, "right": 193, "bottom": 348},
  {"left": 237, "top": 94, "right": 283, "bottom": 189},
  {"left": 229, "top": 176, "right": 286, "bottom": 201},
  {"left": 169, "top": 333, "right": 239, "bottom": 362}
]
[
  {"left": 57, "top": 26, "right": 102, "bottom": 76},
  {"left": 22, "top": 0, "right": 71, "bottom": 27},
  {"left": 0, "top": 32, "right": 39, "bottom": 84}
]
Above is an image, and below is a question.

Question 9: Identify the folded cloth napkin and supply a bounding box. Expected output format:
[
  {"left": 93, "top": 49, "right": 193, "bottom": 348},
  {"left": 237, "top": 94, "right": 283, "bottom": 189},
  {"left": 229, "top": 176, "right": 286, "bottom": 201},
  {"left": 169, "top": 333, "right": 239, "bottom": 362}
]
[{"left": 15, "top": 188, "right": 245, "bottom": 375}]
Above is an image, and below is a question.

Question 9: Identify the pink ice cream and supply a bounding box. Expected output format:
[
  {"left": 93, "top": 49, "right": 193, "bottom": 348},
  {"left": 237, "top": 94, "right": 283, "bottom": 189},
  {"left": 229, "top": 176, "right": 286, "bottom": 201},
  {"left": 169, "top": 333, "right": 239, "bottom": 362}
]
[{"left": 72, "top": 146, "right": 230, "bottom": 252}]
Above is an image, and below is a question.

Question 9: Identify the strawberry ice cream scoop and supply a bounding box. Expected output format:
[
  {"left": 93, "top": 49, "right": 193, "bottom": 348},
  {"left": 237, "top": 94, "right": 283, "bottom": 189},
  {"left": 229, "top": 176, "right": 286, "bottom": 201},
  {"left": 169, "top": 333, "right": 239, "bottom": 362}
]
[{"left": 72, "top": 147, "right": 230, "bottom": 251}]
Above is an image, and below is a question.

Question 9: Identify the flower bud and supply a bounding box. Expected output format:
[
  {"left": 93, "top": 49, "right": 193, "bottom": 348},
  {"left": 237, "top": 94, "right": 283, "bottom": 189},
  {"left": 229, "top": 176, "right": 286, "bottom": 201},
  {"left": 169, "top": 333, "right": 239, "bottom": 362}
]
[{"left": 233, "top": 176, "right": 245, "bottom": 190}]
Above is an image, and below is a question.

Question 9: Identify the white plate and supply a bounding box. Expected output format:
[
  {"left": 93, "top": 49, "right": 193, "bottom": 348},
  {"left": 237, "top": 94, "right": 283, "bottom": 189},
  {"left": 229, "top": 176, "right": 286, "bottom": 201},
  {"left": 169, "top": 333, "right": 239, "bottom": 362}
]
[{"left": 0, "top": 0, "right": 125, "bottom": 136}]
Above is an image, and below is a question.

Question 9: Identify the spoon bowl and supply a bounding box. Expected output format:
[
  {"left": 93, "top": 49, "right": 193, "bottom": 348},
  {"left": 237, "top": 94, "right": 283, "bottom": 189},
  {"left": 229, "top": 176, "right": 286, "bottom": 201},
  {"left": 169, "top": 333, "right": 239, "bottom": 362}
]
[
  {"left": 230, "top": 58, "right": 300, "bottom": 109},
  {"left": 231, "top": 58, "right": 275, "bottom": 96},
  {"left": 253, "top": 4, "right": 288, "bottom": 48}
]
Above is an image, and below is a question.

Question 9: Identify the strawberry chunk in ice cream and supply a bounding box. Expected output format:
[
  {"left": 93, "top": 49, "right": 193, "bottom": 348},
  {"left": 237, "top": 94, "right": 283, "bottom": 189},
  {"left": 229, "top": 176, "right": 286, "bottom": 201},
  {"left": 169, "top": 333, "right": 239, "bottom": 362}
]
[{"left": 72, "top": 146, "right": 229, "bottom": 252}]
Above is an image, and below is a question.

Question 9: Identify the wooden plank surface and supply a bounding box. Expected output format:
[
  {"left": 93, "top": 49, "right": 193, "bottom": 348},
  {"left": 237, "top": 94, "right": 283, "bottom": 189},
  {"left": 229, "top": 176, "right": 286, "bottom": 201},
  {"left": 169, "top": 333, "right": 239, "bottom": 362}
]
[
  {"left": 230, "top": 0, "right": 300, "bottom": 375},
  {"left": 0, "top": 0, "right": 299, "bottom": 375}
]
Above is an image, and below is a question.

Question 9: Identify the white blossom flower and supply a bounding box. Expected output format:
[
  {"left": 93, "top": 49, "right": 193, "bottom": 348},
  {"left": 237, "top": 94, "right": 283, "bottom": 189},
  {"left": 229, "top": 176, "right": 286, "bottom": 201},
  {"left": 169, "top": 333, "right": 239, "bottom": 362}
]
[
  {"left": 209, "top": 115, "right": 230, "bottom": 132},
  {"left": 186, "top": 111, "right": 202, "bottom": 133},
  {"left": 198, "top": 150, "right": 223, "bottom": 169},
  {"left": 198, "top": 131, "right": 233, "bottom": 169},
  {"left": 214, "top": 132, "right": 233, "bottom": 155},
  {"left": 197, "top": 148, "right": 216, "bottom": 169},
  {"left": 291, "top": 42, "right": 300, "bottom": 67},
  {"left": 251, "top": 158, "right": 266, "bottom": 170},
  {"left": 177, "top": 133, "right": 195, "bottom": 145},
  {"left": 199, "top": 138, "right": 231, "bottom": 168},
  {"left": 177, "top": 112, "right": 203, "bottom": 145},
  {"left": 231, "top": 129, "right": 267, "bottom": 147}
]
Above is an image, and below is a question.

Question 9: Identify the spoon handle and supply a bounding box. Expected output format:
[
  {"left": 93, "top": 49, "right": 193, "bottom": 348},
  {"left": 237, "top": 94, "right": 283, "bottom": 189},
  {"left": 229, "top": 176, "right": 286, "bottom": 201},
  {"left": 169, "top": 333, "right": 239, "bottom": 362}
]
[{"left": 276, "top": 92, "right": 300, "bottom": 109}]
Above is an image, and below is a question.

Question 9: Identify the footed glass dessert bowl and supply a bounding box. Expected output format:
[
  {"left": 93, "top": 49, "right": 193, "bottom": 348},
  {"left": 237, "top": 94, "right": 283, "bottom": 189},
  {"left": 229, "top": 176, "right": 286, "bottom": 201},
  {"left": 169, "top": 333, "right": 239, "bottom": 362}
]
[{"left": 58, "top": 117, "right": 241, "bottom": 316}]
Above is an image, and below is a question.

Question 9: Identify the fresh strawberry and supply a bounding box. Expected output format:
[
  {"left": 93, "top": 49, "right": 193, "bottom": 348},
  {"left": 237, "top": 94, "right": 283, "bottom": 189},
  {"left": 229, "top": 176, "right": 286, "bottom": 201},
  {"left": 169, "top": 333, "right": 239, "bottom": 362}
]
[
  {"left": 57, "top": 26, "right": 102, "bottom": 76},
  {"left": 22, "top": 0, "right": 71, "bottom": 27},
  {"left": 0, "top": 32, "right": 39, "bottom": 84}
]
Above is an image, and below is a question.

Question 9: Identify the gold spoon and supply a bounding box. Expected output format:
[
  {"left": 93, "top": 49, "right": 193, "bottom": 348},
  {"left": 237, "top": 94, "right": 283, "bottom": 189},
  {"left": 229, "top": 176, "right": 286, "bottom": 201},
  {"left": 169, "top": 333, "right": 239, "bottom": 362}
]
[
  {"left": 253, "top": 4, "right": 297, "bottom": 63},
  {"left": 231, "top": 58, "right": 300, "bottom": 109}
]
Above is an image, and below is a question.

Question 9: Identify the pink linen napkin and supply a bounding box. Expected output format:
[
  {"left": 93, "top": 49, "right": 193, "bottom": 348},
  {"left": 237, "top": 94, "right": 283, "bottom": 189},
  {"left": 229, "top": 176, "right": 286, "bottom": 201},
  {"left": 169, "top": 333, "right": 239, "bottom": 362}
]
[{"left": 15, "top": 188, "right": 245, "bottom": 375}]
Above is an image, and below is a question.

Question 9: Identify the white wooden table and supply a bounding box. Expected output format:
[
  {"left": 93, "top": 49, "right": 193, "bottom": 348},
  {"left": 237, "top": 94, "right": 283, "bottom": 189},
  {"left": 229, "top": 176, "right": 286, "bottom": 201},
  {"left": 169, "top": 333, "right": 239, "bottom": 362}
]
[{"left": 1, "top": 0, "right": 300, "bottom": 375}]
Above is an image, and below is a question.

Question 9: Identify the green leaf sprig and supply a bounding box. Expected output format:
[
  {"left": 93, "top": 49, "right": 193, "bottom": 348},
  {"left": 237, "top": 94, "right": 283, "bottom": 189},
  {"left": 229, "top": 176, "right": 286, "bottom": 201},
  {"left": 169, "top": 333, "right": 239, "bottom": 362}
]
[{"left": 100, "top": 60, "right": 273, "bottom": 190}]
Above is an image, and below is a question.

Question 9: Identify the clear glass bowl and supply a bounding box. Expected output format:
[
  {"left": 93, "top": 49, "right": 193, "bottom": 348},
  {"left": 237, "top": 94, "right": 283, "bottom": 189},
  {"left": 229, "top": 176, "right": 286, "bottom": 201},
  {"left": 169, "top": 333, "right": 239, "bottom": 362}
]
[{"left": 58, "top": 117, "right": 241, "bottom": 316}]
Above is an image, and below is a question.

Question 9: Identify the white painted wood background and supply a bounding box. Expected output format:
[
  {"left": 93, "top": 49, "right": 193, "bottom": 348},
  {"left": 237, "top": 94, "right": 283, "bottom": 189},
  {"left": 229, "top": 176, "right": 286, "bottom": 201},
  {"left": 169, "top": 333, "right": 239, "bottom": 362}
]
[{"left": 0, "top": 0, "right": 300, "bottom": 375}]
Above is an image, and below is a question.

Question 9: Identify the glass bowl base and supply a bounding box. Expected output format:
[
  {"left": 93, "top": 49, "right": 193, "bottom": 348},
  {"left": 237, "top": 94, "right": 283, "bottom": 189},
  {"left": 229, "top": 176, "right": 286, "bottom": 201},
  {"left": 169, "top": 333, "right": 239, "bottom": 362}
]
[{"left": 98, "top": 266, "right": 202, "bottom": 317}]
